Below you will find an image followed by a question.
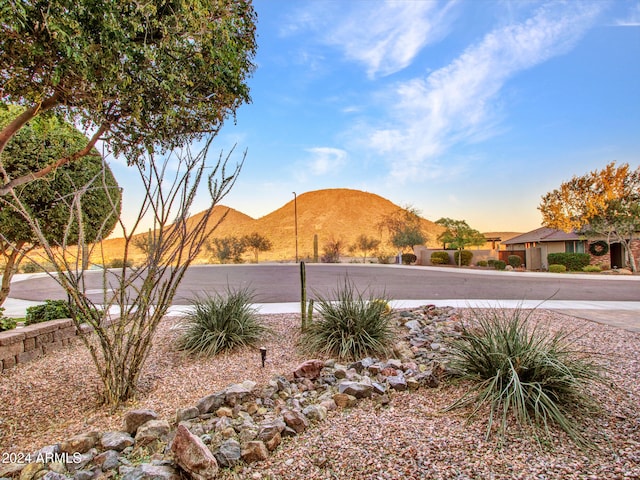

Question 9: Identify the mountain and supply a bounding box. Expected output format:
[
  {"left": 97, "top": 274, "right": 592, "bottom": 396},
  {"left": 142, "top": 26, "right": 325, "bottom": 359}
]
[
  {"left": 250, "top": 188, "right": 442, "bottom": 261},
  {"left": 97, "top": 188, "right": 447, "bottom": 263}
]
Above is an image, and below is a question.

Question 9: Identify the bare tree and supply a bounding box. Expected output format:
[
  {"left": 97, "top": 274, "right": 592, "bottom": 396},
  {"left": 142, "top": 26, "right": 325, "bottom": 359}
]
[{"left": 5, "top": 136, "right": 243, "bottom": 406}]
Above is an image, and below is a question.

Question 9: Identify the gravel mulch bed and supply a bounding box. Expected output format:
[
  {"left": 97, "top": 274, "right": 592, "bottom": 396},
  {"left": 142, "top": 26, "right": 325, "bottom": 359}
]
[{"left": 0, "top": 310, "right": 639, "bottom": 479}]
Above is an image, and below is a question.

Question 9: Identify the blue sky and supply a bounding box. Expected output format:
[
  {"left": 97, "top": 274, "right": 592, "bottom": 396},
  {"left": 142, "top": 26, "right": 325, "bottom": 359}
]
[{"left": 111, "top": 0, "right": 640, "bottom": 233}]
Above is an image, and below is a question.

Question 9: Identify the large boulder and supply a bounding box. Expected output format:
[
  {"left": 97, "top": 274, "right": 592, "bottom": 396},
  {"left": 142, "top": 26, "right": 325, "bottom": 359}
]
[{"left": 171, "top": 424, "right": 218, "bottom": 480}]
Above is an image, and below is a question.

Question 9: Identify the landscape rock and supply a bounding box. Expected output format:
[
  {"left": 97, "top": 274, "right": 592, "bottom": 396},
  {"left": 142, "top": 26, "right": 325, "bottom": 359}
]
[
  {"left": 225, "top": 380, "right": 256, "bottom": 406},
  {"left": 302, "top": 404, "right": 327, "bottom": 422},
  {"left": 213, "top": 438, "right": 241, "bottom": 468},
  {"left": 119, "top": 464, "right": 180, "bottom": 480},
  {"left": 93, "top": 450, "right": 120, "bottom": 471},
  {"left": 134, "top": 419, "right": 171, "bottom": 446},
  {"left": 101, "top": 431, "right": 134, "bottom": 452},
  {"left": 17, "top": 462, "right": 45, "bottom": 480},
  {"left": 387, "top": 375, "right": 408, "bottom": 391},
  {"left": 195, "top": 392, "right": 226, "bottom": 414},
  {"left": 241, "top": 441, "right": 269, "bottom": 463},
  {"left": 171, "top": 424, "right": 218, "bottom": 480},
  {"left": 123, "top": 409, "right": 158, "bottom": 435},
  {"left": 293, "top": 359, "right": 324, "bottom": 380},
  {"left": 41, "top": 472, "right": 68, "bottom": 480},
  {"left": 332, "top": 393, "right": 358, "bottom": 408},
  {"left": 59, "top": 432, "right": 100, "bottom": 454},
  {"left": 282, "top": 409, "right": 309, "bottom": 434},
  {"left": 175, "top": 406, "right": 200, "bottom": 422},
  {"left": 337, "top": 381, "right": 373, "bottom": 399}
]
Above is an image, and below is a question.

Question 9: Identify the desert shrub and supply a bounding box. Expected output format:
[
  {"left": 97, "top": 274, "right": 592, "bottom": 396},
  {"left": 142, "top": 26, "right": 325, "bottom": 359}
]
[
  {"left": 487, "top": 259, "right": 497, "bottom": 267},
  {"left": 453, "top": 250, "right": 473, "bottom": 266},
  {"left": 175, "top": 287, "right": 268, "bottom": 356},
  {"left": 0, "top": 309, "right": 16, "bottom": 332},
  {"left": 547, "top": 253, "right": 590, "bottom": 271},
  {"left": 476, "top": 260, "right": 488, "bottom": 267},
  {"left": 508, "top": 255, "right": 522, "bottom": 268},
  {"left": 25, "top": 300, "right": 71, "bottom": 325},
  {"left": 549, "top": 264, "right": 567, "bottom": 273},
  {"left": 445, "top": 307, "right": 603, "bottom": 446},
  {"left": 493, "top": 260, "right": 507, "bottom": 270},
  {"left": 300, "top": 278, "right": 394, "bottom": 360},
  {"left": 430, "top": 251, "right": 450, "bottom": 265},
  {"left": 401, "top": 253, "right": 417, "bottom": 265},
  {"left": 376, "top": 252, "right": 393, "bottom": 264},
  {"left": 582, "top": 265, "right": 602, "bottom": 273},
  {"left": 108, "top": 258, "right": 133, "bottom": 269},
  {"left": 20, "top": 262, "right": 43, "bottom": 273},
  {"left": 321, "top": 238, "right": 344, "bottom": 263}
]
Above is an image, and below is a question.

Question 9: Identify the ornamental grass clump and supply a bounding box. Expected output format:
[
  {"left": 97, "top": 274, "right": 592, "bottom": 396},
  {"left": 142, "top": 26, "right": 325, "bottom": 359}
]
[
  {"left": 176, "top": 287, "right": 269, "bottom": 356},
  {"left": 445, "top": 307, "right": 603, "bottom": 447},
  {"left": 300, "top": 278, "right": 394, "bottom": 360}
]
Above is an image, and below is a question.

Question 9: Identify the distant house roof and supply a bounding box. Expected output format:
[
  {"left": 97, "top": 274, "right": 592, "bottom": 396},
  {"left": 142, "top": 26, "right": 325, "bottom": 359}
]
[{"left": 501, "top": 227, "right": 581, "bottom": 245}]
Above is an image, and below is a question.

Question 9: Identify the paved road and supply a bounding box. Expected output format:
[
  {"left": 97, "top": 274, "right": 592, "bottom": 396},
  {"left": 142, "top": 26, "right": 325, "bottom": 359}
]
[{"left": 8, "top": 263, "right": 639, "bottom": 304}]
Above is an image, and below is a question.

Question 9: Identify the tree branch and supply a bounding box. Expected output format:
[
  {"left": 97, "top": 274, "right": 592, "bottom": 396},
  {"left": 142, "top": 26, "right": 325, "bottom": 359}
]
[
  {"left": 0, "top": 122, "right": 110, "bottom": 196},
  {"left": 0, "top": 93, "right": 61, "bottom": 157}
]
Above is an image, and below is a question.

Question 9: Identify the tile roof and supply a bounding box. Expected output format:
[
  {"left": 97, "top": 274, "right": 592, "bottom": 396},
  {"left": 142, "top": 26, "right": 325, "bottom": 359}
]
[{"left": 501, "top": 227, "right": 581, "bottom": 245}]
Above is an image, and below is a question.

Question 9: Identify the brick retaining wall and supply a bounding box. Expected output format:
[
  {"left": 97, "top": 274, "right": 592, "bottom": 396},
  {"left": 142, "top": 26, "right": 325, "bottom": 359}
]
[{"left": 0, "top": 319, "right": 82, "bottom": 372}]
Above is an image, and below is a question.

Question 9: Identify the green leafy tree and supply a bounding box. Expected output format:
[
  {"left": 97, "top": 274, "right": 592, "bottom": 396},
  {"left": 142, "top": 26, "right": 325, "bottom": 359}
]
[
  {"left": 0, "top": 0, "right": 257, "bottom": 194},
  {"left": 208, "top": 236, "right": 247, "bottom": 264},
  {"left": 0, "top": 105, "right": 120, "bottom": 305},
  {"left": 539, "top": 162, "right": 640, "bottom": 272},
  {"left": 435, "top": 217, "right": 486, "bottom": 267},
  {"left": 349, "top": 234, "right": 381, "bottom": 263},
  {"left": 243, "top": 232, "right": 272, "bottom": 263},
  {"left": 378, "top": 206, "right": 428, "bottom": 253}
]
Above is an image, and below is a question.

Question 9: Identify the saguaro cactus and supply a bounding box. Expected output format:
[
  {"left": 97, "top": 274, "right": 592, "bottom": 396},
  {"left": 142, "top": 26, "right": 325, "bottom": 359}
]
[
  {"left": 313, "top": 234, "right": 319, "bottom": 263},
  {"left": 300, "top": 261, "right": 307, "bottom": 331}
]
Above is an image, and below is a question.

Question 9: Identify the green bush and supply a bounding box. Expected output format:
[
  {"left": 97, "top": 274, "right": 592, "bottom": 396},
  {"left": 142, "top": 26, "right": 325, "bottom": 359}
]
[
  {"left": 508, "top": 255, "right": 522, "bottom": 268},
  {"left": 300, "top": 278, "right": 394, "bottom": 360},
  {"left": 582, "top": 265, "right": 602, "bottom": 273},
  {"left": 0, "top": 308, "right": 17, "bottom": 332},
  {"left": 24, "top": 300, "right": 99, "bottom": 325},
  {"left": 176, "top": 287, "right": 269, "bottom": 356},
  {"left": 20, "top": 262, "right": 43, "bottom": 273},
  {"left": 487, "top": 259, "right": 497, "bottom": 267},
  {"left": 453, "top": 250, "right": 473, "bottom": 266},
  {"left": 430, "top": 251, "right": 450, "bottom": 265},
  {"left": 493, "top": 260, "right": 506, "bottom": 270},
  {"left": 549, "top": 264, "right": 567, "bottom": 273},
  {"left": 25, "top": 300, "right": 71, "bottom": 325},
  {"left": 108, "top": 258, "right": 133, "bottom": 269},
  {"left": 547, "top": 253, "right": 590, "bottom": 271},
  {"left": 377, "top": 254, "right": 393, "bottom": 264},
  {"left": 445, "top": 307, "right": 603, "bottom": 446},
  {"left": 476, "top": 260, "right": 488, "bottom": 267},
  {"left": 401, "top": 253, "right": 417, "bottom": 265}
]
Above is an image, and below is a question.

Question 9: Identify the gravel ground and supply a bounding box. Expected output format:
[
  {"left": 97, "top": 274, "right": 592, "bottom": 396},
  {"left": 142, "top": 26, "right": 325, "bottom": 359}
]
[{"left": 0, "top": 310, "right": 639, "bottom": 479}]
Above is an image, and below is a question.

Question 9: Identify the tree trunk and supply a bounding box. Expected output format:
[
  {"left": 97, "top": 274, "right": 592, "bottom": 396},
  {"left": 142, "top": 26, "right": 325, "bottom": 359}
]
[{"left": 0, "top": 241, "right": 30, "bottom": 306}]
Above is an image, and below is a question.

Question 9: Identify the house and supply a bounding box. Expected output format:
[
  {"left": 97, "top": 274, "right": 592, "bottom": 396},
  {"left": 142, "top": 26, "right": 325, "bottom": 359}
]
[{"left": 501, "top": 226, "right": 633, "bottom": 270}]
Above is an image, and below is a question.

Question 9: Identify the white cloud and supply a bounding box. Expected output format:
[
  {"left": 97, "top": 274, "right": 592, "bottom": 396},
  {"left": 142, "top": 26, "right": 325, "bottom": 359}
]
[
  {"left": 286, "top": 0, "right": 456, "bottom": 78},
  {"left": 306, "top": 147, "right": 348, "bottom": 175},
  {"left": 613, "top": 2, "right": 640, "bottom": 26},
  {"left": 362, "top": 2, "right": 604, "bottom": 181}
]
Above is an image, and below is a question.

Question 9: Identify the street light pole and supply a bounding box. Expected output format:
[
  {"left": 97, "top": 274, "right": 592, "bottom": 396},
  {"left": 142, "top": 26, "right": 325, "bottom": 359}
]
[{"left": 292, "top": 191, "right": 299, "bottom": 263}]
